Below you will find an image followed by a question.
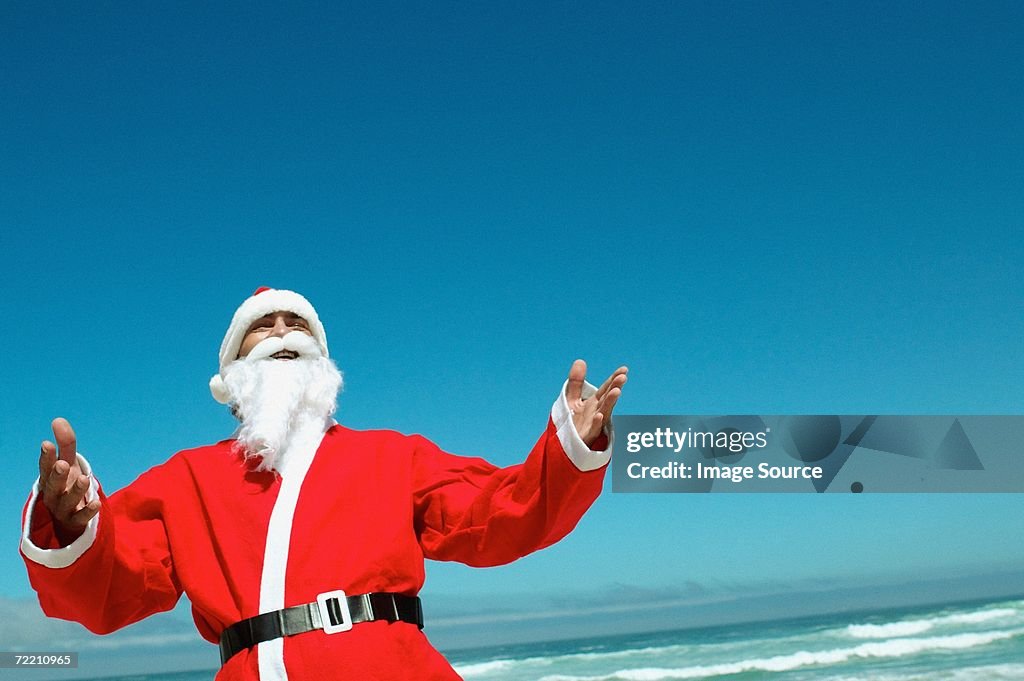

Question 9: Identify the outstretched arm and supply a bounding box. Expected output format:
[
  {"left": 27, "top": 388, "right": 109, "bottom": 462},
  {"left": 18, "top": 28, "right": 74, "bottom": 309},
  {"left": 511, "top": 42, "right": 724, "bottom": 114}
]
[
  {"left": 23, "top": 420, "right": 182, "bottom": 633},
  {"left": 414, "top": 360, "right": 628, "bottom": 566}
]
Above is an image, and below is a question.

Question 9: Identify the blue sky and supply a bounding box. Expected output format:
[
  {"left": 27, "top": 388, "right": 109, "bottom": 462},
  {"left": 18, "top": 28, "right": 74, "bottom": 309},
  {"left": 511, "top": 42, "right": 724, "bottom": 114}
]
[{"left": 1, "top": 1, "right": 1023, "bottom": 677}]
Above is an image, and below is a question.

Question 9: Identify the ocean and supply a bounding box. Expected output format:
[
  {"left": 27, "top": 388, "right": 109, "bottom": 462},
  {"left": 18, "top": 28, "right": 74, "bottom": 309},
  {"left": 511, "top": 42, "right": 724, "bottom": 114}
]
[{"left": 83, "top": 595, "right": 1024, "bottom": 680}]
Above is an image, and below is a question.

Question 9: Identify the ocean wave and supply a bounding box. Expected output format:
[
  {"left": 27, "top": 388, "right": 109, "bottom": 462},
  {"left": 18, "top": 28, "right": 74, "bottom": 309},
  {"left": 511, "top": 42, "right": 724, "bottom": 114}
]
[
  {"left": 454, "top": 659, "right": 518, "bottom": 676},
  {"left": 454, "top": 642, "right": 711, "bottom": 675},
  {"left": 946, "top": 608, "right": 1020, "bottom": 625},
  {"left": 453, "top": 635, "right": 804, "bottom": 675},
  {"left": 825, "top": 663, "right": 1024, "bottom": 681},
  {"left": 536, "top": 628, "right": 1024, "bottom": 681},
  {"left": 844, "top": 606, "right": 1019, "bottom": 639},
  {"left": 846, "top": 621, "right": 935, "bottom": 638},
  {"left": 453, "top": 645, "right": 686, "bottom": 678}
]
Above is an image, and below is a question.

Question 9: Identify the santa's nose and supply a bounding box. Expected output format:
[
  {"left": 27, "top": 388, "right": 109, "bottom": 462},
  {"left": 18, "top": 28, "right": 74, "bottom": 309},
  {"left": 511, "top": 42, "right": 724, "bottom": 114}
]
[{"left": 269, "top": 316, "right": 291, "bottom": 337}]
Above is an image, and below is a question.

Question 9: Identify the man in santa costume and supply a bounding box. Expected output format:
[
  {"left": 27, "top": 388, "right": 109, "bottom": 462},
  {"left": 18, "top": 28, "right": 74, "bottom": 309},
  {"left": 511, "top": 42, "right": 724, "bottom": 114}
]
[{"left": 22, "top": 287, "right": 628, "bottom": 681}]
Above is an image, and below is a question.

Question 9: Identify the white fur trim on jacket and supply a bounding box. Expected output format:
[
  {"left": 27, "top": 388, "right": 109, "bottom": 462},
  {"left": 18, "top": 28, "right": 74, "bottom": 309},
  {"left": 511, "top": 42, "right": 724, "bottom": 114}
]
[
  {"left": 21, "top": 453, "right": 100, "bottom": 568},
  {"left": 257, "top": 420, "right": 329, "bottom": 681},
  {"left": 552, "top": 380, "right": 614, "bottom": 472}
]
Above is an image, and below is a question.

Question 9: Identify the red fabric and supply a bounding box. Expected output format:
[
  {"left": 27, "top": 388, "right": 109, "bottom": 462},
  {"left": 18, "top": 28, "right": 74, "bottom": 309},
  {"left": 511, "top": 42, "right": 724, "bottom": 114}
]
[
  {"left": 22, "top": 421, "right": 606, "bottom": 680},
  {"left": 27, "top": 495, "right": 68, "bottom": 549},
  {"left": 589, "top": 432, "right": 609, "bottom": 452}
]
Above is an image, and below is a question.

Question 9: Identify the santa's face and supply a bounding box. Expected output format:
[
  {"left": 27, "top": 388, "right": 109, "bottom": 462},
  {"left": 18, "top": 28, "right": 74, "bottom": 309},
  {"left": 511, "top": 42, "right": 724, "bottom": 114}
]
[
  {"left": 238, "top": 311, "right": 314, "bottom": 360},
  {"left": 222, "top": 317, "right": 343, "bottom": 473}
]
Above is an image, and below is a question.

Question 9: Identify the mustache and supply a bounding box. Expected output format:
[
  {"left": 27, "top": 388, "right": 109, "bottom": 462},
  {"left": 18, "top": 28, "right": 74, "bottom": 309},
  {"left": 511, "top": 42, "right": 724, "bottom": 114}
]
[{"left": 244, "top": 331, "right": 323, "bottom": 362}]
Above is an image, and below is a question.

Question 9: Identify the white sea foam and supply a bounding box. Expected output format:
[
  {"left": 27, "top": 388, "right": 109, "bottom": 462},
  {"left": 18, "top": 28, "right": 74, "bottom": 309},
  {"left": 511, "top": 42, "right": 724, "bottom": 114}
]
[
  {"left": 946, "top": 608, "right": 1019, "bottom": 624},
  {"left": 826, "top": 663, "right": 1024, "bottom": 681},
  {"left": 536, "top": 628, "right": 1024, "bottom": 681},
  {"left": 846, "top": 621, "right": 935, "bottom": 638},
  {"left": 454, "top": 636, "right": 791, "bottom": 675},
  {"left": 455, "top": 659, "right": 518, "bottom": 676},
  {"left": 844, "top": 605, "right": 1020, "bottom": 639},
  {"left": 458, "top": 639, "right": 704, "bottom": 671}
]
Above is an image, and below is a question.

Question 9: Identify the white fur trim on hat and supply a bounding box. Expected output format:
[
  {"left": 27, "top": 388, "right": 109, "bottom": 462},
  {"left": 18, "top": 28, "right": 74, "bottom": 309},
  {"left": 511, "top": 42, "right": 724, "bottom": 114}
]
[{"left": 209, "top": 287, "right": 329, "bottom": 404}]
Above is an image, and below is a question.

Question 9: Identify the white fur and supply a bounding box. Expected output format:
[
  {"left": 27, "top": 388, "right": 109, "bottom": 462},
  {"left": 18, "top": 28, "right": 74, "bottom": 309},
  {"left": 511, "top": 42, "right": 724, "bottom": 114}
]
[{"left": 221, "top": 332, "right": 343, "bottom": 473}]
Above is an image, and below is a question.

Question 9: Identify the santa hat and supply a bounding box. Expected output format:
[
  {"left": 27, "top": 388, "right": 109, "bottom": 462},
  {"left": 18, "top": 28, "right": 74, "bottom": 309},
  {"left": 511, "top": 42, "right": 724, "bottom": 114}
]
[{"left": 209, "top": 287, "right": 329, "bottom": 404}]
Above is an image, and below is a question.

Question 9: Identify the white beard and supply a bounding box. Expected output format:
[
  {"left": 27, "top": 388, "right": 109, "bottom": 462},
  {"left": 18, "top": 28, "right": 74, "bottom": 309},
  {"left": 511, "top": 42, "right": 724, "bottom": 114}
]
[{"left": 221, "top": 332, "right": 343, "bottom": 473}]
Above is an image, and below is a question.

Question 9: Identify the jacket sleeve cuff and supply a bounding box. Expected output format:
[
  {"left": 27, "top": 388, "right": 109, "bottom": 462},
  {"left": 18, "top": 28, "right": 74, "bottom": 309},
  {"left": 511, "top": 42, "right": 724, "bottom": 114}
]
[
  {"left": 21, "top": 453, "right": 100, "bottom": 568},
  {"left": 551, "top": 379, "right": 614, "bottom": 472}
]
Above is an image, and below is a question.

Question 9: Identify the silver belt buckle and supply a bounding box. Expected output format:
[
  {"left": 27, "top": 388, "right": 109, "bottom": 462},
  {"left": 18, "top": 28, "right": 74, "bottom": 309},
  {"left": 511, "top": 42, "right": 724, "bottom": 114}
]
[{"left": 316, "top": 590, "right": 353, "bottom": 634}]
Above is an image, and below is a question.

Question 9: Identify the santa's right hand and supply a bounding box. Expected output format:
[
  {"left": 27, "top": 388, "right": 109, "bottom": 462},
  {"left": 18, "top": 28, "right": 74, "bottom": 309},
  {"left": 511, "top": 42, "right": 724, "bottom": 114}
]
[{"left": 38, "top": 418, "right": 100, "bottom": 543}]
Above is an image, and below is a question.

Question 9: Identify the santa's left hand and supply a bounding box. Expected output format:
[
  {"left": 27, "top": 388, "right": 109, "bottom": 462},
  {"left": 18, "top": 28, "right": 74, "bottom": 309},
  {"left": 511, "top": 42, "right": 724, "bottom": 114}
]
[{"left": 566, "top": 360, "right": 628, "bottom": 448}]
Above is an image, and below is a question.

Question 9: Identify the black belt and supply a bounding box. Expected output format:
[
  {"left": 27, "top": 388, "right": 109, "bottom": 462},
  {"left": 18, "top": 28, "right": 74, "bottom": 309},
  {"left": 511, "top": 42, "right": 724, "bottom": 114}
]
[{"left": 219, "top": 591, "right": 423, "bottom": 665}]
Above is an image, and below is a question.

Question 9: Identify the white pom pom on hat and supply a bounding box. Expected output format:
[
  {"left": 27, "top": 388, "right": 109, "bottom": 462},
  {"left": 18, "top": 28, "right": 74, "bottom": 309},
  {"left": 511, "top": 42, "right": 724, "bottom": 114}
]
[{"left": 209, "top": 287, "right": 329, "bottom": 404}]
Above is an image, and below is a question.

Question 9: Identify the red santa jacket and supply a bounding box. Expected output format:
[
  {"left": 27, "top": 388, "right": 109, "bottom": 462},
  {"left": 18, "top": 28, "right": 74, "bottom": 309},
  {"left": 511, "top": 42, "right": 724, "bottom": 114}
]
[{"left": 21, "top": 385, "right": 611, "bottom": 680}]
